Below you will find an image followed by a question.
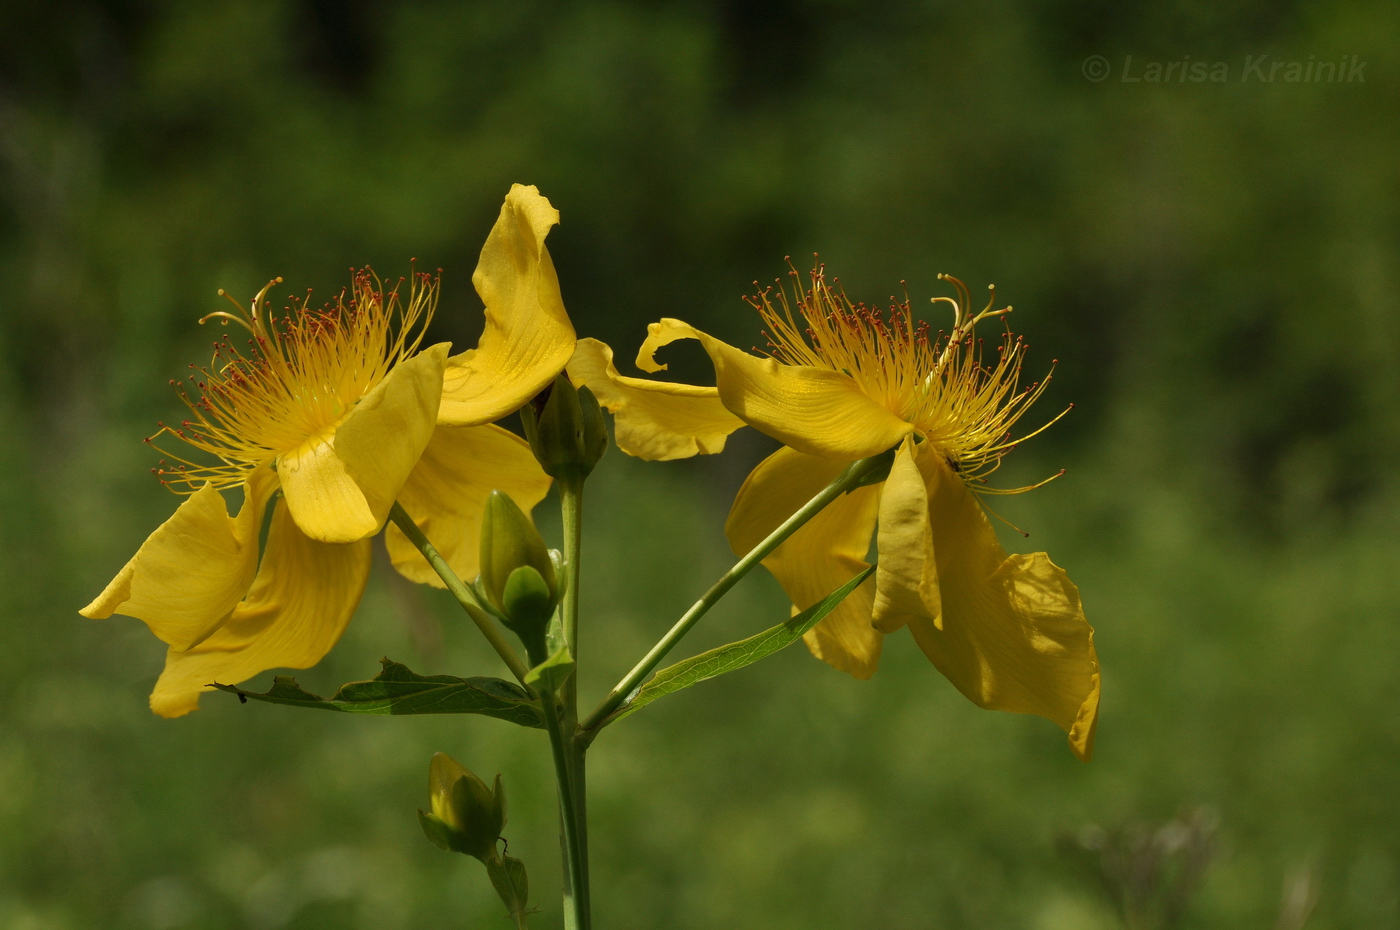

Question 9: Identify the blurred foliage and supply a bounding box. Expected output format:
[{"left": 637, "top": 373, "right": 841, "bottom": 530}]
[{"left": 1, "top": 0, "right": 1398, "bottom": 927}]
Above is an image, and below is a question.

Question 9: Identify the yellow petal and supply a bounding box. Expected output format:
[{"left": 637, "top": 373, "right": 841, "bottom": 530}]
[
  {"left": 565, "top": 337, "right": 745, "bottom": 461},
  {"left": 278, "top": 344, "right": 447, "bottom": 543},
  {"left": 903, "top": 447, "right": 1101, "bottom": 760},
  {"left": 385, "top": 422, "right": 552, "bottom": 587},
  {"left": 149, "top": 496, "right": 372, "bottom": 717},
  {"left": 80, "top": 468, "right": 278, "bottom": 651},
  {"left": 439, "top": 184, "right": 576, "bottom": 426},
  {"left": 637, "top": 318, "right": 912, "bottom": 460},
  {"left": 871, "top": 437, "right": 941, "bottom": 634},
  {"left": 336, "top": 343, "right": 448, "bottom": 522},
  {"left": 276, "top": 432, "right": 376, "bottom": 544},
  {"left": 725, "top": 447, "right": 882, "bottom": 678}
]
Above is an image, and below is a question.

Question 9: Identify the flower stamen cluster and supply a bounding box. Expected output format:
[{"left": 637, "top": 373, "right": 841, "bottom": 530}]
[
  {"left": 149, "top": 267, "right": 437, "bottom": 492},
  {"left": 748, "top": 262, "right": 1068, "bottom": 493}
]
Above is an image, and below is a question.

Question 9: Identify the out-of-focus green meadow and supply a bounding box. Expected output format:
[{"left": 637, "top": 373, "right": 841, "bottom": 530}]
[{"left": 2, "top": 2, "right": 1398, "bottom": 927}]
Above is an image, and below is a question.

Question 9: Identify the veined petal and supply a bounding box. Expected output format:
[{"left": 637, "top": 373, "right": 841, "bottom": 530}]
[
  {"left": 336, "top": 343, "right": 447, "bottom": 523},
  {"left": 80, "top": 468, "right": 278, "bottom": 651},
  {"left": 725, "top": 447, "right": 882, "bottom": 678},
  {"left": 278, "top": 344, "right": 447, "bottom": 543},
  {"left": 386, "top": 422, "right": 552, "bottom": 587},
  {"left": 439, "top": 185, "right": 576, "bottom": 426},
  {"left": 905, "top": 449, "right": 1101, "bottom": 760},
  {"left": 872, "top": 437, "right": 940, "bottom": 634},
  {"left": 566, "top": 337, "right": 744, "bottom": 461},
  {"left": 637, "top": 318, "right": 912, "bottom": 461},
  {"left": 149, "top": 496, "right": 372, "bottom": 718}
]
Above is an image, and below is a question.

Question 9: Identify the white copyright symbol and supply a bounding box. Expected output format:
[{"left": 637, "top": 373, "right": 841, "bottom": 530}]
[{"left": 1082, "top": 55, "right": 1110, "bottom": 82}]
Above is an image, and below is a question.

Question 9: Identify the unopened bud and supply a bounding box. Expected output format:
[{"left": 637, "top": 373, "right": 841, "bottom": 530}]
[
  {"left": 479, "top": 490, "right": 559, "bottom": 659},
  {"left": 418, "top": 752, "right": 506, "bottom": 861},
  {"left": 520, "top": 375, "right": 608, "bottom": 479}
]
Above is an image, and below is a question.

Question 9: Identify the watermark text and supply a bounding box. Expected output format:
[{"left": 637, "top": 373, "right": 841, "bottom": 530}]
[{"left": 1081, "top": 54, "right": 1367, "bottom": 84}]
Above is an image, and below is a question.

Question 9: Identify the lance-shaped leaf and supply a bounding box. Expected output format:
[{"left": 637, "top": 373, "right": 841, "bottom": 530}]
[
  {"left": 604, "top": 563, "right": 876, "bottom": 726},
  {"left": 213, "top": 659, "right": 544, "bottom": 728}
]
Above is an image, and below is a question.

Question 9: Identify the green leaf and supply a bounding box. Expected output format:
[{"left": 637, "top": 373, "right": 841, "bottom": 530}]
[
  {"left": 607, "top": 563, "right": 877, "bottom": 726},
  {"left": 486, "top": 854, "right": 532, "bottom": 927},
  {"left": 213, "top": 659, "right": 544, "bottom": 728},
  {"left": 524, "top": 644, "right": 575, "bottom": 696}
]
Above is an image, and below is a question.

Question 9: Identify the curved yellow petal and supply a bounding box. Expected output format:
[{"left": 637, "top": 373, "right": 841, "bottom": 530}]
[
  {"left": 903, "top": 447, "right": 1101, "bottom": 760},
  {"left": 150, "top": 496, "right": 372, "bottom": 717},
  {"left": 276, "top": 432, "right": 376, "bottom": 544},
  {"left": 439, "top": 184, "right": 576, "bottom": 426},
  {"left": 385, "top": 422, "right": 552, "bottom": 587},
  {"left": 80, "top": 468, "right": 278, "bottom": 651},
  {"left": 565, "top": 337, "right": 745, "bottom": 461},
  {"left": 336, "top": 343, "right": 448, "bottom": 523},
  {"left": 871, "top": 437, "right": 940, "bottom": 634},
  {"left": 637, "top": 318, "right": 912, "bottom": 461},
  {"left": 725, "top": 447, "right": 882, "bottom": 678},
  {"left": 278, "top": 344, "right": 447, "bottom": 543}
]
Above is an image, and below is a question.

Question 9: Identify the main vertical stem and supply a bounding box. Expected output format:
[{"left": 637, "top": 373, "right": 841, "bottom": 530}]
[
  {"left": 556, "top": 476, "right": 590, "bottom": 928},
  {"left": 541, "top": 690, "right": 588, "bottom": 930}
]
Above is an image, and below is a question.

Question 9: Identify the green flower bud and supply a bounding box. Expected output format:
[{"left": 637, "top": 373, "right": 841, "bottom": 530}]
[
  {"left": 419, "top": 752, "right": 506, "bottom": 861},
  {"left": 502, "top": 565, "right": 554, "bottom": 627},
  {"left": 577, "top": 384, "right": 608, "bottom": 470},
  {"left": 520, "top": 375, "right": 608, "bottom": 479},
  {"left": 479, "top": 490, "right": 559, "bottom": 659}
]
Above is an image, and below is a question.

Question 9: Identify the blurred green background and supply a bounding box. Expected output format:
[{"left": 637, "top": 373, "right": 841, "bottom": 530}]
[{"left": 2, "top": 1, "right": 1398, "bottom": 927}]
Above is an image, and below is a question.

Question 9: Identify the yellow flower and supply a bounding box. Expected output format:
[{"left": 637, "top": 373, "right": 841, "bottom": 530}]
[
  {"left": 81, "top": 184, "right": 571, "bottom": 717},
  {"left": 571, "top": 264, "right": 1099, "bottom": 759}
]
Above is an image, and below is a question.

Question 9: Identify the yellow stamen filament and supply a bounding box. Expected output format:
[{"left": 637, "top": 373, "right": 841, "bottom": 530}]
[
  {"left": 148, "top": 267, "right": 437, "bottom": 493},
  {"left": 748, "top": 260, "right": 1068, "bottom": 495}
]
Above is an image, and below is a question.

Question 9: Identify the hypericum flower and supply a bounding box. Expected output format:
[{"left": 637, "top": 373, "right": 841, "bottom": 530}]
[
  {"left": 571, "top": 263, "right": 1099, "bottom": 759},
  {"left": 81, "top": 184, "right": 570, "bottom": 717}
]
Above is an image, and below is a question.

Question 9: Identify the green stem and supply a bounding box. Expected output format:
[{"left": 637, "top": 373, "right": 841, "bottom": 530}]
[
  {"left": 568, "top": 735, "right": 590, "bottom": 916},
  {"left": 556, "top": 476, "right": 591, "bottom": 921},
  {"left": 580, "top": 452, "right": 891, "bottom": 732},
  {"left": 560, "top": 477, "right": 584, "bottom": 663},
  {"left": 387, "top": 502, "right": 532, "bottom": 689},
  {"left": 551, "top": 476, "right": 590, "bottom": 924},
  {"left": 540, "top": 690, "right": 589, "bottom": 930}
]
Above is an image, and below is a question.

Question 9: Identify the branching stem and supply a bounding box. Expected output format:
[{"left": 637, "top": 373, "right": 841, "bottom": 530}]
[
  {"left": 581, "top": 451, "right": 892, "bottom": 732},
  {"left": 387, "top": 502, "right": 532, "bottom": 689}
]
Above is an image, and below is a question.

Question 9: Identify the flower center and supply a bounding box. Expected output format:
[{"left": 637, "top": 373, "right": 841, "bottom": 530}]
[
  {"left": 149, "top": 267, "right": 436, "bottom": 492},
  {"left": 749, "top": 261, "right": 1067, "bottom": 492}
]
